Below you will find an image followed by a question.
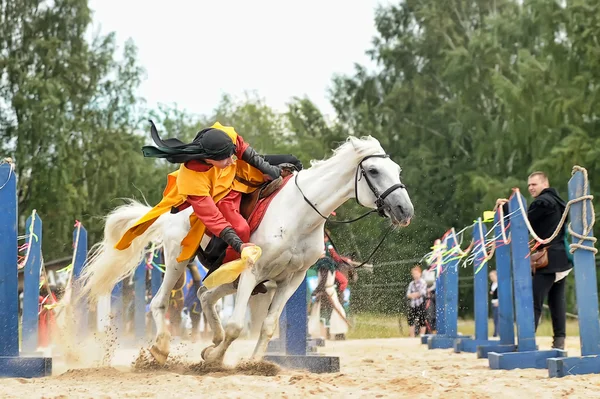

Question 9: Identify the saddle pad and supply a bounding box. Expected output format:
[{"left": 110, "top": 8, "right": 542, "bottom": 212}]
[{"left": 247, "top": 173, "right": 293, "bottom": 235}]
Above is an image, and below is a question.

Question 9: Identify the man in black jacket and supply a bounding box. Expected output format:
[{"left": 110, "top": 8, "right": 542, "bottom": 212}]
[{"left": 496, "top": 171, "right": 572, "bottom": 350}]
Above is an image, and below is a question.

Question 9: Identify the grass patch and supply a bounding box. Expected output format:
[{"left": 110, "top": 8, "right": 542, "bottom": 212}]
[{"left": 346, "top": 312, "right": 581, "bottom": 339}]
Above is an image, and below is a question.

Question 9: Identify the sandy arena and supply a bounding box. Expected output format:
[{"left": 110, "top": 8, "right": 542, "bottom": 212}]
[{"left": 1, "top": 336, "right": 599, "bottom": 398}]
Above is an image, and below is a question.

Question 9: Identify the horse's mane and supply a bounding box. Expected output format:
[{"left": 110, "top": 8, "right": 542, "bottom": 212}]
[{"left": 309, "top": 136, "right": 385, "bottom": 169}]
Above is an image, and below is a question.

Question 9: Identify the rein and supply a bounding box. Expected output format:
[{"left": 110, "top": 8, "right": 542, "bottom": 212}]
[{"left": 294, "top": 154, "right": 405, "bottom": 269}]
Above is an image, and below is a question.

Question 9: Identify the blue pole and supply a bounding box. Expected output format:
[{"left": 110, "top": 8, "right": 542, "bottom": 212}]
[
  {"left": 475, "top": 210, "right": 517, "bottom": 358},
  {"left": 488, "top": 190, "right": 565, "bottom": 370},
  {"left": 508, "top": 193, "right": 537, "bottom": 352},
  {"left": 547, "top": 168, "right": 600, "bottom": 377},
  {"left": 111, "top": 281, "right": 124, "bottom": 334},
  {"left": 494, "top": 210, "right": 515, "bottom": 346},
  {"left": 567, "top": 171, "right": 600, "bottom": 356},
  {"left": 435, "top": 240, "right": 446, "bottom": 336},
  {"left": 72, "top": 225, "right": 88, "bottom": 339},
  {"left": 444, "top": 233, "right": 459, "bottom": 337},
  {"left": 150, "top": 250, "right": 163, "bottom": 335},
  {"left": 280, "top": 279, "right": 307, "bottom": 355},
  {"left": 0, "top": 162, "right": 19, "bottom": 357},
  {"left": 151, "top": 250, "right": 163, "bottom": 298},
  {"left": 134, "top": 258, "right": 147, "bottom": 341},
  {"left": 22, "top": 212, "right": 43, "bottom": 353},
  {"left": 473, "top": 218, "right": 489, "bottom": 341}
]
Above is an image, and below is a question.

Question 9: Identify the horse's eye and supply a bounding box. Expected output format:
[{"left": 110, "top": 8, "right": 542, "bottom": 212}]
[{"left": 369, "top": 168, "right": 379, "bottom": 175}]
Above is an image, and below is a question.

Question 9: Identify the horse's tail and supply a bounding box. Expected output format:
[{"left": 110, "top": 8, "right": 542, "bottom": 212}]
[{"left": 77, "top": 199, "right": 162, "bottom": 305}]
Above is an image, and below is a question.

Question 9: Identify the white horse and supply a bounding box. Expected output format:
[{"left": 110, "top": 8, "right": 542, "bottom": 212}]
[{"left": 78, "top": 135, "right": 414, "bottom": 365}]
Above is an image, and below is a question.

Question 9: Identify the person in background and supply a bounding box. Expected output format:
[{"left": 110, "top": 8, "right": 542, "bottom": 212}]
[
  {"left": 406, "top": 264, "right": 427, "bottom": 337},
  {"left": 489, "top": 269, "right": 499, "bottom": 337}
]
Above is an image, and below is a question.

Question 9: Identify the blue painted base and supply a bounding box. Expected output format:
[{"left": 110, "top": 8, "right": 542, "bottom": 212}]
[
  {"left": 454, "top": 338, "right": 501, "bottom": 353},
  {"left": 489, "top": 349, "right": 567, "bottom": 370},
  {"left": 263, "top": 354, "right": 340, "bottom": 373},
  {"left": 421, "top": 334, "right": 434, "bottom": 344},
  {"left": 428, "top": 335, "right": 470, "bottom": 350},
  {"left": 266, "top": 339, "right": 318, "bottom": 354},
  {"left": 547, "top": 355, "right": 600, "bottom": 378},
  {"left": 0, "top": 356, "right": 52, "bottom": 378},
  {"left": 477, "top": 344, "right": 517, "bottom": 359}
]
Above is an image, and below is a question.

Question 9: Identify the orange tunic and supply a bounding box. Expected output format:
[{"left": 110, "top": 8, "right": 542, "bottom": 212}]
[{"left": 115, "top": 122, "right": 265, "bottom": 262}]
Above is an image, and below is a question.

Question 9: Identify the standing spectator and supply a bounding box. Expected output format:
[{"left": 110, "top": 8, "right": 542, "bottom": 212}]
[
  {"left": 406, "top": 264, "right": 427, "bottom": 337},
  {"left": 489, "top": 269, "right": 499, "bottom": 337},
  {"left": 496, "top": 171, "right": 571, "bottom": 349}
]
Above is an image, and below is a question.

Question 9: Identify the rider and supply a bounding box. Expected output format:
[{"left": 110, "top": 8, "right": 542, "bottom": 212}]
[{"left": 116, "top": 120, "right": 286, "bottom": 295}]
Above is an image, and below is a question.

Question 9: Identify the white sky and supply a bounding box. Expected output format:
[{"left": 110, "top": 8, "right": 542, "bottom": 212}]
[{"left": 87, "top": 0, "right": 387, "bottom": 119}]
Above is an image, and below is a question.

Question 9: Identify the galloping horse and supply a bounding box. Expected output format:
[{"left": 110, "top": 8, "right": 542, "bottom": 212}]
[{"left": 78, "top": 135, "right": 414, "bottom": 365}]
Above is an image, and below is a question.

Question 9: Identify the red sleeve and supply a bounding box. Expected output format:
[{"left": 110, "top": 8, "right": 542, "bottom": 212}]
[
  {"left": 187, "top": 195, "right": 231, "bottom": 236},
  {"left": 235, "top": 134, "right": 249, "bottom": 158},
  {"left": 335, "top": 270, "right": 348, "bottom": 292},
  {"left": 184, "top": 160, "right": 212, "bottom": 172}
]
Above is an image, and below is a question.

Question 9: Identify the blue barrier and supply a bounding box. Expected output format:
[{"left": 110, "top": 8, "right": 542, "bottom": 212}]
[
  {"left": 263, "top": 278, "right": 340, "bottom": 373},
  {"left": 428, "top": 232, "right": 469, "bottom": 349},
  {"left": 476, "top": 210, "right": 516, "bottom": 358},
  {"left": 134, "top": 258, "right": 147, "bottom": 342},
  {"left": 547, "top": 168, "right": 600, "bottom": 377},
  {"left": 0, "top": 161, "right": 51, "bottom": 377},
  {"left": 488, "top": 191, "right": 566, "bottom": 369},
  {"left": 22, "top": 212, "right": 43, "bottom": 354},
  {"left": 454, "top": 218, "right": 500, "bottom": 352},
  {"left": 71, "top": 224, "right": 88, "bottom": 341}
]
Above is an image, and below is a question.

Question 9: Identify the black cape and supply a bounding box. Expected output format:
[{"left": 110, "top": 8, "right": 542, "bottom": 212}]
[{"left": 142, "top": 120, "right": 236, "bottom": 164}]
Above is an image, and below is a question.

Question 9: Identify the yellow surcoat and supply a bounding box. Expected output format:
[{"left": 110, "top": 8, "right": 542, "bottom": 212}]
[{"left": 114, "top": 122, "right": 265, "bottom": 262}]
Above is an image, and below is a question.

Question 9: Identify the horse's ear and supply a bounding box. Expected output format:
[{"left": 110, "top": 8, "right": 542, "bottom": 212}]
[{"left": 348, "top": 136, "right": 361, "bottom": 150}]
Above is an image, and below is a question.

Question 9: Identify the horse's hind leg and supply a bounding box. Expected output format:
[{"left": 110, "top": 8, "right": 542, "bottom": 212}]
[
  {"left": 149, "top": 248, "right": 188, "bottom": 364},
  {"left": 202, "top": 269, "right": 258, "bottom": 365},
  {"left": 251, "top": 271, "right": 305, "bottom": 360},
  {"left": 198, "top": 282, "right": 236, "bottom": 348}
]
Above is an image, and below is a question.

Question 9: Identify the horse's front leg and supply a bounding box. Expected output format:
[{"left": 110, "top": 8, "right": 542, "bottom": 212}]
[
  {"left": 198, "top": 282, "right": 237, "bottom": 348},
  {"left": 251, "top": 271, "right": 306, "bottom": 360},
  {"left": 202, "top": 269, "right": 258, "bottom": 365},
  {"left": 149, "top": 256, "right": 188, "bottom": 364}
]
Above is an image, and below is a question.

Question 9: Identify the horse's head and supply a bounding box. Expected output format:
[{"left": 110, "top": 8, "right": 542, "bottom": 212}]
[{"left": 351, "top": 137, "right": 414, "bottom": 227}]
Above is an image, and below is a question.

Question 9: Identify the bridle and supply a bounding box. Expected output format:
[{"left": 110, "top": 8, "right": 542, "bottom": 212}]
[
  {"left": 294, "top": 153, "right": 407, "bottom": 267},
  {"left": 354, "top": 154, "right": 407, "bottom": 218}
]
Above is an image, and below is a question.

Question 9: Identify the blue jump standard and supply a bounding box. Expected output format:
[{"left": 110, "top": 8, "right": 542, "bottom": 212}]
[
  {"left": 489, "top": 349, "right": 567, "bottom": 370},
  {"left": 454, "top": 219, "right": 496, "bottom": 354},
  {"left": 0, "top": 163, "right": 52, "bottom": 378},
  {"left": 0, "top": 357, "right": 52, "bottom": 378},
  {"left": 487, "top": 193, "right": 567, "bottom": 370},
  {"left": 476, "top": 211, "right": 517, "bottom": 359},
  {"left": 477, "top": 344, "right": 517, "bottom": 359},
  {"left": 262, "top": 279, "right": 340, "bottom": 373},
  {"left": 547, "top": 171, "right": 600, "bottom": 377},
  {"left": 428, "top": 233, "right": 468, "bottom": 349}
]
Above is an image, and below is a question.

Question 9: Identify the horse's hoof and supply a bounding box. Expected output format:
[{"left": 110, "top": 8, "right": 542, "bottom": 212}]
[
  {"left": 149, "top": 345, "right": 169, "bottom": 365},
  {"left": 201, "top": 345, "right": 215, "bottom": 361}
]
